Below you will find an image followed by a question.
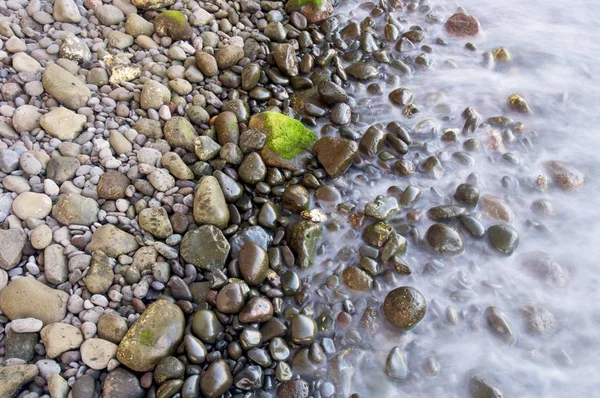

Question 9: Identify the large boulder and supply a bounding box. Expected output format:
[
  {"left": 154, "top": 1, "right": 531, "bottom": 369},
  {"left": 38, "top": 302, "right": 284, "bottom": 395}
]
[{"left": 117, "top": 299, "right": 185, "bottom": 372}]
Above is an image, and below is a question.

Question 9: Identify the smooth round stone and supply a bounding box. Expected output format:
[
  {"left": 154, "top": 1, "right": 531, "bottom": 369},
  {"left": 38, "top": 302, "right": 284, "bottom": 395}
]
[
  {"left": 425, "top": 223, "right": 463, "bottom": 254},
  {"left": 269, "top": 337, "right": 290, "bottom": 361},
  {"left": 454, "top": 183, "right": 480, "bottom": 206},
  {"left": 200, "top": 359, "right": 233, "bottom": 398},
  {"left": 488, "top": 224, "right": 519, "bottom": 255},
  {"left": 234, "top": 365, "right": 263, "bottom": 391},
  {"left": 102, "top": 369, "right": 144, "bottom": 398},
  {"left": 239, "top": 327, "right": 263, "bottom": 350},
  {"left": 184, "top": 334, "right": 207, "bottom": 364},
  {"left": 282, "top": 184, "right": 310, "bottom": 214},
  {"left": 485, "top": 306, "right": 516, "bottom": 345},
  {"left": 330, "top": 103, "right": 351, "bottom": 125},
  {"left": 157, "top": 379, "right": 184, "bottom": 398},
  {"left": 97, "top": 313, "right": 127, "bottom": 344},
  {"left": 241, "top": 63, "right": 261, "bottom": 91},
  {"left": 290, "top": 314, "right": 317, "bottom": 345},
  {"left": 182, "top": 375, "right": 201, "bottom": 398},
  {"left": 383, "top": 286, "right": 427, "bottom": 330},
  {"left": 239, "top": 296, "right": 273, "bottom": 323},
  {"left": 468, "top": 373, "right": 504, "bottom": 398},
  {"left": 12, "top": 192, "right": 52, "bottom": 220},
  {"left": 280, "top": 270, "right": 301, "bottom": 295},
  {"left": 216, "top": 282, "right": 246, "bottom": 313},
  {"left": 460, "top": 216, "right": 486, "bottom": 238},
  {"left": 386, "top": 347, "right": 408, "bottom": 379},
  {"left": 238, "top": 241, "right": 269, "bottom": 286},
  {"left": 153, "top": 356, "right": 185, "bottom": 384},
  {"left": 192, "top": 310, "right": 223, "bottom": 344},
  {"left": 238, "top": 152, "right": 266, "bottom": 184}
]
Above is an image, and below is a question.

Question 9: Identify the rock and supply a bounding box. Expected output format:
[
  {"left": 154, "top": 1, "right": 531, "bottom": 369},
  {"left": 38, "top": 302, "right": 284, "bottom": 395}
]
[
  {"left": 86, "top": 225, "right": 139, "bottom": 257},
  {"left": 383, "top": 286, "right": 427, "bottom": 330},
  {"left": 238, "top": 152, "right": 267, "bottom": 184},
  {"left": 81, "top": 338, "right": 118, "bottom": 370},
  {"left": 117, "top": 299, "right": 185, "bottom": 372},
  {"left": 195, "top": 52, "right": 218, "bottom": 77},
  {"left": 239, "top": 242, "right": 269, "bottom": 286},
  {"left": 0, "top": 229, "right": 26, "bottom": 270},
  {"left": 148, "top": 168, "right": 175, "bottom": 192},
  {"left": 386, "top": 347, "right": 408, "bottom": 379},
  {"left": 162, "top": 152, "right": 194, "bottom": 179},
  {"left": 287, "top": 220, "right": 323, "bottom": 269},
  {"left": 98, "top": 313, "right": 128, "bottom": 344},
  {"left": 52, "top": 193, "right": 99, "bottom": 226},
  {"left": 40, "top": 107, "right": 86, "bottom": 140},
  {"left": 0, "top": 277, "right": 68, "bottom": 325},
  {"left": 53, "top": 0, "right": 82, "bottom": 23},
  {"left": 12, "top": 192, "right": 52, "bottom": 220},
  {"left": 44, "top": 244, "right": 68, "bottom": 284},
  {"left": 83, "top": 250, "right": 115, "bottom": 294},
  {"left": 42, "top": 63, "right": 91, "bottom": 110},
  {"left": 41, "top": 323, "right": 84, "bottom": 358},
  {"left": 425, "top": 223, "right": 463, "bottom": 255},
  {"left": 317, "top": 80, "right": 349, "bottom": 105},
  {"left": 109, "top": 131, "right": 132, "bottom": 155},
  {"left": 125, "top": 13, "right": 154, "bottom": 37},
  {"left": 200, "top": 359, "right": 233, "bottom": 398},
  {"left": 48, "top": 374, "right": 69, "bottom": 398},
  {"left": 507, "top": 94, "right": 531, "bottom": 113},
  {"left": 285, "top": 0, "right": 333, "bottom": 24},
  {"left": 193, "top": 176, "right": 230, "bottom": 229},
  {"left": 445, "top": 13, "right": 481, "bottom": 37},
  {"left": 140, "top": 79, "right": 171, "bottom": 110},
  {"left": 248, "top": 111, "right": 317, "bottom": 171},
  {"left": 485, "top": 306, "right": 516, "bottom": 345},
  {"left": 346, "top": 62, "right": 379, "bottom": 81},
  {"left": 132, "top": 0, "right": 175, "bottom": 10},
  {"left": 154, "top": 10, "right": 191, "bottom": 40},
  {"left": 545, "top": 161, "right": 585, "bottom": 191},
  {"left": 363, "top": 221, "right": 394, "bottom": 247},
  {"left": 365, "top": 196, "right": 400, "bottom": 221},
  {"left": 96, "top": 5, "right": 125, "bottom": 26},
  {"left": 139, "top": 207, "right": 172, "bottom": 239},
  {"left": 488, "top": 224, "right": 519, "bottom": 255},
  {"left": 282, "top": 185, "right": 310, "bottom": 213},
  {"left": 274, "top": 43, "right": 298, "bottom": 76},
  {"left": 0, "top": 365, "right": 39, "bottom": 398},
  {"left": 59, "top": 35, "right": 92, "bottom": 63},
  {"left": 10, "top": 317, "right": 43, "bottom": 333},
  {"left": 468, "top": 373, "right": 503, "bottom": 398},
  {"left": 164, "top": 116, "right": 198, "bottom": 151},
  {"left": 313, "top": 136, "right": 358, "bottom": 178},
  {"left": 342, "top": 266, "right": 373, "bottom": 291},
  {"left": 5, "top": 329, "right": 38, "bottom": 360},
  {"left": 72, "top": 375, "right": 96, "bottom": 398},
  {"left": 521, "top": 305, "right": 557, "bottom": 337},
  {"left": 215, "top": 45, "right": 244, "bottom": 70},
  {"left": 12, "top": 105, "right": 41, "bottom": 133},
  {"left": 239, "top": 297, "right": 273, "bottom": 323},
  {"left": 521, "top": 251, "right": 568, "bottom": 287},
  {"left": 0, "top": 149, "right": 19, "bottom": 173},
  {"left": 46, "top": 156, "right": 79, "bottom": 183},
  {"left": 181, "top": 225, "right": 230, "bottom": 271},
  {"left": 12, "top": 53, "right": 42, "bottom": 74},
  {"left": 230, "top": 226, "right": 272, "bottom": 257},
  {"left": 192, "top": 310, "right": 223, "bottom": 344},
  {"left": 102, "top": 369, "right": 144, "bottom": 398}
]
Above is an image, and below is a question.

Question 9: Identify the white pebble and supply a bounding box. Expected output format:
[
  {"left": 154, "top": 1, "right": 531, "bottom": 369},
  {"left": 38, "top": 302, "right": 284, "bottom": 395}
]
[{"left": 11, "top": 317, "right": 43, "bottom": 333}]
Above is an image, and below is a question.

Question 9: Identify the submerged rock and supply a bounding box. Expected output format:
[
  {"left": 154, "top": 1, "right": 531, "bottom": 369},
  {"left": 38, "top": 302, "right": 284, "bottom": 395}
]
[
  {"left": 383, "top": 286, "right": 427, "bottom": 330},
  {"left": 313, "top": 136, "right": 358, "bottom": 178},
  {"left": 287, "top": 220, "right": 323, "bottom": 269},
  {"left": 545, "top": 161, "right": 585, "bottom": 191},
  {"left": 445, "top": 13, "right": 481, "bottom": 37},
  {"left": 425, "top": 223, "right": 463, "bottom": 254}
]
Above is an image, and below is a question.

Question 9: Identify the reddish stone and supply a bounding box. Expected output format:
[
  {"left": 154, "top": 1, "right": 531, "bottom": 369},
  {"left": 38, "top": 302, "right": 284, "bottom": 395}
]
[{"left": 445, "top": 13, "right": 481, "bottom": 37}]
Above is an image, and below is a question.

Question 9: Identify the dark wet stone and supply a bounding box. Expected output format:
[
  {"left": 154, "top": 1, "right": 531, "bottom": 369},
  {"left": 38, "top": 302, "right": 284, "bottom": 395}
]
[
  {"left": 154, "top": 356, "right": 185, "bottom": 384},
  {"left": 330, "top": 103, "right": 351, "bottom": 125},
  {"left": 363, "top": 221, "right": 393, "bottom": 247},
  {"left": 192, "top": 310, "right": 223, "bottom": 344},
  {"left": 274, "top": 43, "right": 298, "bottom": 76},
  {"left": 468, "top": 373, "right": 503, "bottom": 398},
  {"left": 281, "top": 269, "right": 301, "bottom": 295},
  {"left": 454, "top": 184, "right": 480, "bottom": 207},
  {"left": 287, "top": 220, "right": 323, "bottom": 269},
  {"left": 420, "top": 156, "right": 444, "bottom": 179},
  {"left": 425, "top": 223, "right": 463, "bottom": 254},
  {"left": 181, "top": 225, "right": 230, "bottom": 271},
  {"left": 238, "top": 241, "right": 269, "bottom": 286},
  {"left": 283, "top": 184, "right": 310, "bottom": 214},
  {"left": 234, "top": 365, "right": 263, "bottom": 391},
  {"left": 182, "top": 375, "right": 200, "bottom": 398},
  {"left": 389, "top": 88, "right": 414, "bottom": 106},
  {"left": 460, "top": 216, "right": 486, "bottom": 238},
  {"left": 238, "top": 152, "right": 267, "bottom": 184},
  {"left": 230, "top": 226, "right": 272, "bottom": 257},
  {"left": 342, "top": 266, "right": 373, "bottom": 291},
  {"left": 276, "top": 379, "right": 310, "bottom": 398},
  {"left": 427, "top": 205, "right": 466, "bottom": 221},
  {"left": 365, "top": 196, "right": 399, "bottom": 221},
  {"left": 383, "top": 286, "right": 427, "bottom": 330},
  {"left": 485, "top": 306, "right": 516, "bottom": 345},
  {"left": 313, "top": 136, "right": 358, "bottom": 178},
  {"left": 200, "top": 359, "right": 233, "bottom": 398},
  {"left": 157, "top": 379, "right": 184, "bottom": 398},
  {"left": 239, "top": 296, "right": 273, "bottom": 323},
  {"left": 400, "top": 185, "right": 421, "bottom": 207},
  {"left": 346, "top": 62, "right": 378, "bottom": 80},
  {"left": 488, "top": 224, "right": 519, "bottom": 255},
  {"left": 290, "top": 314, "right": 317, "bottom": 345},
  {"left": 184, "top": 334, "right": 207, "bottom": 364},
  {"left": 359, "top": 125, "right": 386, "bottom": 156},
  {"left": 216, "top": 282, "right": 246, "bottom": 313},
  {"left": 102, "top": 368, "right": 144, "bottom": 398},
  {"left": 317, "top": 80, "right": 349, "bottom": 104}
]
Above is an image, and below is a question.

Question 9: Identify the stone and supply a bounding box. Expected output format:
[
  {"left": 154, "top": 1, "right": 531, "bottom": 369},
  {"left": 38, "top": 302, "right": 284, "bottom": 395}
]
[
  {"left": 86, "top": 225, "right": 139, "bottom": 257},
  {"left": 285, "top": 0, "right": 333, "bottom": 24},
  {"left": 383, "top": 286, "right": 427, "bottom": 330},
  {"left": 44, "top": 244, "right": 68, "bottom": 284},
  {"left": 59, "top": 35, "right": 92, "bottom": 63},
  {"left": 545, "top": 161, "right": 585, "bottom": 191},
  {"left": 287, "top": 220, "right": 323, "bottom": 269},
  {"left": 12, "top": 105, "right": 41, "bottom": 133},
  {"left": 41, "top": 323, "right": 84, "bottom": 358},
  {"left": 0, "top": 229, "right": 26, "bottom": 270},
  {"left": 117, "top": 299, "right": 185, "bottom": 372},
  {"left": 164, "top": 116, "right": 198, "bottom": 152},
  {"left": 52, "top": 193, "right": 99, "bottom": 226},
  {"left": 0, "top": 365, "right": 39, "bottom": 398},
  {"left": 195, "top": 52, "right": 218, "bottom": 77},
  {"left": 40, "top": 107, "right": 87, "bottom": 140},
  {"left": 125, "top": 13, "right": 154, "bottom": 36},
  {"left": 313, "top": 136, "right": 358, "bottom": 178},
  {"left": 139, "top": 207, "right": 173, "bottom": 239},
  {"left": 488, "top": 224, "right": 519, "bottom": 255},
  {"left": 96, "top": 5, "right": 125, "bottom": 26},
  {"left": 425, "top": 223, "right": 463, "bottom": 255},
  {"left": 181, "top": 225, "right": 230, "bottom": 271},
  {"left": 71, "top": 375, "right": 96, "bottom": 398},
  {"left": 46, "top": 156, "right": 79, "bottom": 183},
  {"left": 468, "top": 373, "right": 503, "bottom": 398},
  {"left": 81, "top": 338, "right": 118, "bottom": 370},
  {"left": 194, "top": 176, "right": 230, "bottom": 229},
  {"left": 140, "top": 79, "right": 171, "bottom": 110},
  {"left": 200, "top": 359, "right": 233, "bottom": 398},
  {"left": 12, "top": 192, "right": 52, "bottom": 220},
  {"left": 445, "top": 13, "right": 481, "bottom": 37},
  {"left": 342, "top": 266, "right": 373, "bottom": 291},
  {"left": 83, "top": 250, "right": 115, "bottom": 294},
  {"left": 290, "top": 314, "right": 317, "bottom": 345},
  {"left": 5, "top": 329, "right": 37, "bottom": 361},
  {"left": 48, "top": 374, "right": 69, "bottom": 398},
  {"left": 248, "top": 111, "right": 317, "bottom": 171},
  {"left": 238, "top": 152, "right": 267, "bottom": 184},
  {"left": 10, "top": 318, "right": 43, "bottom": 333},
  {"left": 215, "top": 45, "right": 244, "bottom": 70},
  {"left": 238, "top": 242, "right": 269, "bottom": 286},
  {"left": 12, "top": 53, "right": 42, "bottom": 74},
  {"left": 132, "top": 0, "right": 175, "bottom": 10},
  {"left": 54, "top": 0, "right": 82, "bottom": 23},
  {"left": 42, "top": 63, "right": 91, "bottom": 110},
  {"left": 192, "top": 310, "right": 223, "bottom": 344},
  {"left": 0, "top": 277, "right": 68, "bottom": 325},
  {"left": 481, "top": 194, "right": 513, "bottom": 223},
  {"left": 103, "top": 369, "right": 145, "bottom": 398},
  {"left": 386, "top": 347, "right": 408, "bottom": 379},
  {"left": 154, "top": 10, "right": 191, "bottom": 40}
]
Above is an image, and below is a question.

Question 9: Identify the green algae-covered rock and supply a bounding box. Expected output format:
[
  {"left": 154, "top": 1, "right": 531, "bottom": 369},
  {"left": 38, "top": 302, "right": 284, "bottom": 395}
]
[
  {"left": 164, "top": 117, "right": 198, "bottom": 152},
  {"left": 285, "top": 0, "right": 333, "bottom": 24},
  {"left": 287, "top": 220, "right": 323, "bottom": 269},
  {"left": 154, "top": 10, "right": 192, "bottom": 41},
  {"left": 249, "top": 111, "right": 317, "bottom": 171},
  {"left": 132, "top": 0, "right": 175, "bottom": 9},
  {"left": 117, "top": 299, "right": 185, "bottom": 372}
]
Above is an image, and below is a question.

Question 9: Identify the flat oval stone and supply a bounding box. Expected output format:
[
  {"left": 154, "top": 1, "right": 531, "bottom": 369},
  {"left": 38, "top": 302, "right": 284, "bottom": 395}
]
[
  {"left": 192, "top": 310, "right": 223, "bottom": 344},
  {"left": 238, "top": 241, "right": 269, "bottom": 286}
]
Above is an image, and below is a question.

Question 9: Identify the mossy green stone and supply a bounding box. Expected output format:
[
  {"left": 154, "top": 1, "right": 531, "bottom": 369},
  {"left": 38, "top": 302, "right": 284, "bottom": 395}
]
[
  {"left": 117, "top": 300, "right": 185, "bottom": 372},
  {"left": 249, "top": 111, "right": 317, "bottom": 171},
  {"left": 154, "top": 10, "right": 192, "bottom": 41}
]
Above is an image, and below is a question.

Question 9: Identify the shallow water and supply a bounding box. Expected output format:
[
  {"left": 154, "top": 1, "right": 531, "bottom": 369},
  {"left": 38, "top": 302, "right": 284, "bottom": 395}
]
[{"left": 310, "top": 0, "right": 600, "bottom": 396}]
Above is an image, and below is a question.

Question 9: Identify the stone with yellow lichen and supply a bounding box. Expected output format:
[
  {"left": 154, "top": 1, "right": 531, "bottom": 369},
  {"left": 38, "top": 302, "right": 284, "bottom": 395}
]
[
  {"left": 104, "top": 54, "right": 141, "bottom": 84},
  {"left": 507, "top": 94, "right": 531, "bottom": 114},
  {"left": 132, "top": 0, "right": 175, "bottom": 10},
  {"left": 116, "top": 299, "right": 185, "bottom": 372},
  {"left": 493, "top": 47, "right": 512, "bottom": 62}
]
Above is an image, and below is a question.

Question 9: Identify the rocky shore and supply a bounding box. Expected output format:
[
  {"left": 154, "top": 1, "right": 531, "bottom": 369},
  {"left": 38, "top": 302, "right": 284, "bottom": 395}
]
[{"left": 0, "top": 0, "right": 585, "bottom": 397}]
